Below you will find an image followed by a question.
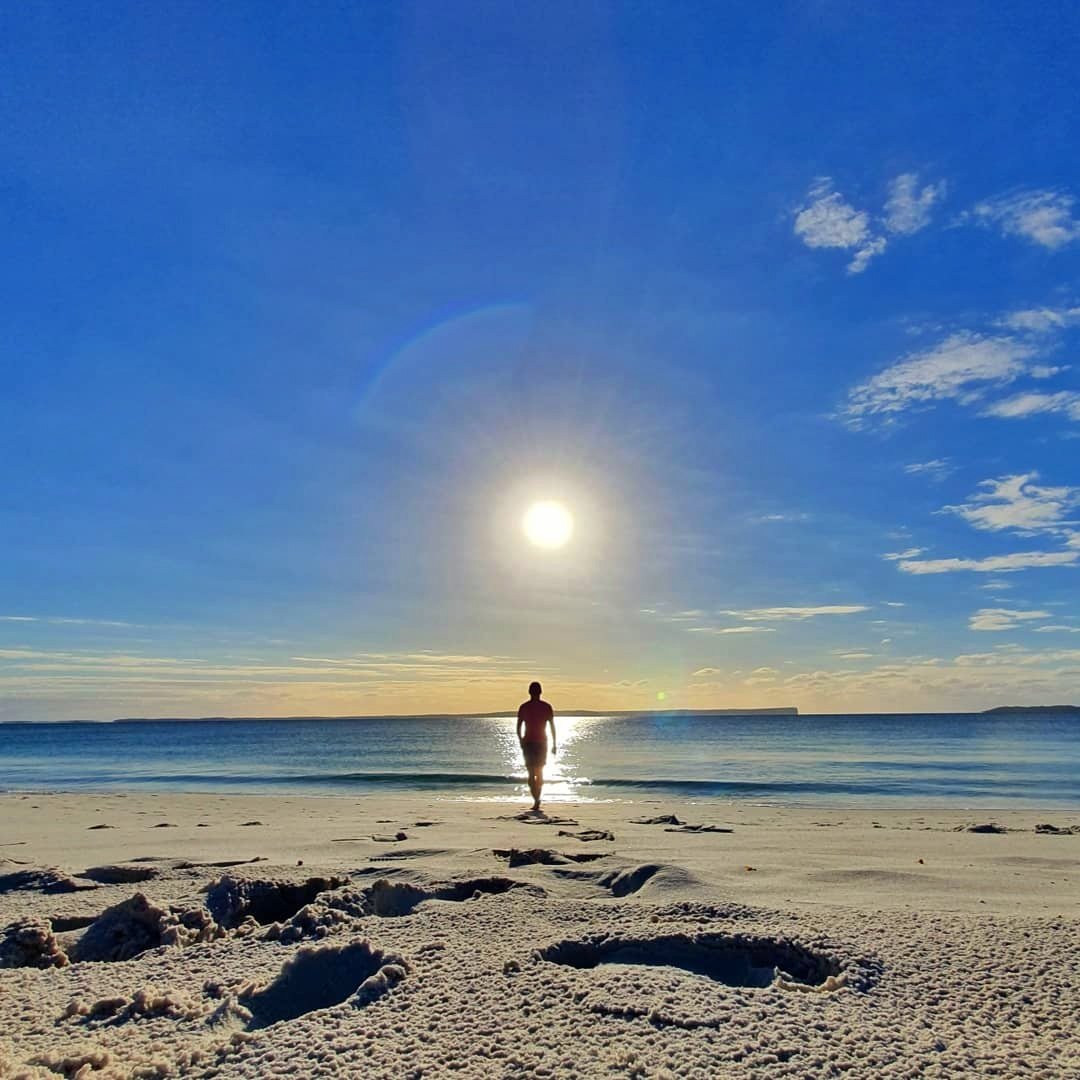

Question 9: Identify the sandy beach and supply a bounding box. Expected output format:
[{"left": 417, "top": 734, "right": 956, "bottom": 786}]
[{"left": 1, "top": 792, "right": 1078, "bottom": 1078}]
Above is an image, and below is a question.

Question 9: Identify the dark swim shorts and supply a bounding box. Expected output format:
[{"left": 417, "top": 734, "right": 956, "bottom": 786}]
[{"left": 521, "top": 740, "right": 548, "bottom": 769}]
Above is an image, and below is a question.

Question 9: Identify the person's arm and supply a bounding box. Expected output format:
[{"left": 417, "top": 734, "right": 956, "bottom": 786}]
[
  {"left": 516, "top": 706, "right": 525, "bottom": 745},
  {"left": 548, "top": 711, "right": 557, "bottom": 755}
]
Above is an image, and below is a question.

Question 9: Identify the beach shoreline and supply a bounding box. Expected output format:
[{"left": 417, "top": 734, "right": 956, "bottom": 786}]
[{"left": 2, "top": 791, "right": 1078, "bottom": 1077}]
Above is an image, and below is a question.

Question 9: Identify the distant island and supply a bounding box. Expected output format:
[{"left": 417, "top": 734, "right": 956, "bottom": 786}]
[{"left": 983, "top": 705, "right": 1080, "bottom": 715}]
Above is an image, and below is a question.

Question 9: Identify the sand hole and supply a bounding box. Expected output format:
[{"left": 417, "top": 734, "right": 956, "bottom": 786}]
[
  {"left": 82, "top": 865, "right": 158, "bottom": 885},
  {"left": 362, "top": 876, "right": 519, "bottom": 917},
  {"left": 597, "top": 865, "right": 662, "bottom": 896},
  {"left": 206, "top": 876, "right": 348, "bottom": 929},
  {"left": 51, "top": 915, "right": 97, "bottom": 932},
  {"left": 539, "top": 932, "right": 840, "bottom": 989},
  {"left": 242, "top": 940, "right": 406, "bottom": 1028}
]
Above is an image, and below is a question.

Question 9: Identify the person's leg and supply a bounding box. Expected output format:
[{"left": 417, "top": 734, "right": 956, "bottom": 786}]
[{"left": 528, "top": 767, "right": 542, "bottom": 809}]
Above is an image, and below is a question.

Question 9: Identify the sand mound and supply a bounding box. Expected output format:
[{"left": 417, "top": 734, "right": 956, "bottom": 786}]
[
  {"left": 0, "top": 917, "right": 68, "bottom": 969},
  {"left": 64, "top": 894, "right": 223, "bottom": 964},
  {"left": 70, "top": 893, "right": 173, "bottom": 963}
]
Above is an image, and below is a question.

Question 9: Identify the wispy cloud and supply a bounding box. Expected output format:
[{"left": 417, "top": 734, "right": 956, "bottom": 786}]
[
  {"left": 883, "top": 547, "right": 927, "bottom": 561},
  {"left": 752, "top": 512, "right": 812, "bottom": 523},
  {"left": 686, "top": 625, "right": 776, "bottom": 635},
  {"left": 969, "top": 608, "right": 1051, "bottom": 631},
  {"left": 969, "top": 189, "right": 1080, "bottom": 250},
  {"left": 720, "top": 605, "right": 869, "bottom": 621},
  {"left": 884, "top": 173, "right": 946, "bottom": 235},
  {"left": 846, "top": 236, "right": 887, "bottom": 275},
  {"left": 0, "top": 615, "right": 135, "bottom": 627},
  {"left": 898, "top": 551, "right": 1079, "bottom": 574},
  {"left": 691, "top": 667, "right": 725, "bottom": 677},
  {"left": 997, "top": 305, "right": 1080, "bottom": 333},
  {"left": 1032, "top": 624, "right": 1080, "bottom": 634},
  {"left": 982, "top": 391, "right": 1080, "bottom": 422},
  {"left": 793, "top": 178, "right": 885, "bottom": 275},
  {"left": 743, "top": 647, "right": 1080, "bottom": 712},
  {"left": 844, "top": 332, "right": 1048, "bottom": 423},
  {"left": 903, "top": 459, "right": 954, "bottom": 481},
  {"left": 941, "top": 473, "right": 1079, "bottom": 534}
]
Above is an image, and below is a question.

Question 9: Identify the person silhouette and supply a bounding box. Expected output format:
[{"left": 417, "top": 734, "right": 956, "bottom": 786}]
[{"left": 516, "top": 681, "right": 557, "bottom": 811}]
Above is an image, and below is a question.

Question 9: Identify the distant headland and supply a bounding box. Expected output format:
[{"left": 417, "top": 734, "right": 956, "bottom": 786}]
[{"left": 982, "top": 705, "right": 1080, "bottom": 716}]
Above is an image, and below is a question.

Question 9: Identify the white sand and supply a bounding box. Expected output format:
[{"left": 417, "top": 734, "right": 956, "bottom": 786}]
[{"left": 1, "top": 791, "right": 1078, "bottom": 1078}]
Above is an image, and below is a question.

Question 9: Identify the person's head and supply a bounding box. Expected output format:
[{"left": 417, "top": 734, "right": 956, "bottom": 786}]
[{"left": 528, "top": 681, "right": 542, "bottom": 699}]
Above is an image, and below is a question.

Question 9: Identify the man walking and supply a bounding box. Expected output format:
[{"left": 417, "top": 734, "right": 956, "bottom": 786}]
[{"left": 517, "top": 681, "right": 557, "bottom": 811}]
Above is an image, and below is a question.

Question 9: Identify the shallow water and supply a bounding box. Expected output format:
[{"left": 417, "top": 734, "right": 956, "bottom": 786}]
[{"left": 2, "top": 712, "right": 1078, "bottom": 807}]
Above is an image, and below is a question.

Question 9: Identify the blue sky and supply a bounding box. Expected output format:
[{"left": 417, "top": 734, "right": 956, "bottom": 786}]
[{"left": 3, "top": 2, "right": 1079, "bottom": 719}]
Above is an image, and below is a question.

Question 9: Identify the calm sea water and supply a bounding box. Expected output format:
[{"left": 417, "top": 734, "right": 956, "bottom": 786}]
[{"left": 1, "top": 713, "right": 1078, "bottom": 808}]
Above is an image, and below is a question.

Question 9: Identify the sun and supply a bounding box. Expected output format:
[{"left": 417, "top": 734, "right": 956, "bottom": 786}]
[{"left": 522, "top": 500, "right": 573, "bottom": 549}]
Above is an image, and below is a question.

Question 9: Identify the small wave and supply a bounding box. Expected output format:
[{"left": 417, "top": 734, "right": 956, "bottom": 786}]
[{"left": 20, "top": 770, "right": 1060, "bottom": 800}]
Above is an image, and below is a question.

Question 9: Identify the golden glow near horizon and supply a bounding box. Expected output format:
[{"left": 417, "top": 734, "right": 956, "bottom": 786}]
[{"left": 522, "top": 500, "right": 573, "bottom": 549}]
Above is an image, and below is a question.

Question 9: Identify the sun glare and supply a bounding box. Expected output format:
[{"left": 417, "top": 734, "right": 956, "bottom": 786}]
[{"left": 523, "top": 500, "right": 573, "bottom": 549}]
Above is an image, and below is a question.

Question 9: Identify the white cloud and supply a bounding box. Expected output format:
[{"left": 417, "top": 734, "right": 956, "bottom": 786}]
[
  {"left": 970, "top": 189, "right": 1080, "bottom": 249},
  {"left": 686, "top": 626, "right": 776, "bottom": 635},
  {"left": 979, "top": 580, "right": 1013, "bottom": 591},
  {"left": 691, "top": 667, "right": 725, "bottom": 677},
  {"left": 883, "top": 601, "right": 906, "bottom": 608},
  {"left": 0, "top": 614, "right": 134, "bottom": 627},
  {"left": 753, "top": 512, "right": 812, "bottom": 523},
  {"left": 794, "top": 179, "right": 871, "bottom": 248},
  {"left": 884, "top": 173, "right": 946, "bottom": 235},
  {"left": 969, "top": 608, "right": 1051, "bottom": 631},
  {"left": 904, "top": 459, "right": 954, "bottom": 481},
  {"left": 898, "top": 550, "right": 1079, "bottom": 574},
  {"left": 883, "top": 547, "right": 927, "bottom": 561},
  {"left": 793, "top": 179, "right": 885, "bottom": 274},
  {"left": 834, "top": 650, "right": 874, "bottom": 660},
  {"left": 941, "top": 473, "right": 1080, "bottom": 534},
  {"left": 982, "top": 391, "right": 1080, "bottom": 422},
  {"left": 721, "top": 605, "right": 869, "bottom": 621},
  {"left": 1032, "top": 624, "right": 1080, "bottom": 634},
  {"left": 998, "top": 306, "right": 1080, "bottom": 333},
  {"left": 844, "top": 332, "right": 1044, "bottom": 423},
  {"left": 846, "top": 236, "right": 887, "bottom": 275}
]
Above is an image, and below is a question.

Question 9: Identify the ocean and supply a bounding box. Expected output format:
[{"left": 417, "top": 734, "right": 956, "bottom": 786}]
[{"left": 1, "top": 712, "right": 1078, "bottom": 808}]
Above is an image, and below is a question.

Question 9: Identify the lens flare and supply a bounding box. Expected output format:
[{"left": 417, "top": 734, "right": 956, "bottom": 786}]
[{"left": 523, "top": 501, "right": 573, "bottom": 549}]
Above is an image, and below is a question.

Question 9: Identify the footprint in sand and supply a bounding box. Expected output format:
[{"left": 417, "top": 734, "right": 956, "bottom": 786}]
[
  {"left": 537, "top": 931, "right": 846, "bottom": 992},
  {"left": 241, "top": 940, "right": 407, "bottom": 1027},
  {"left": 493, "top": 847, "right": 608, "bottom": 868},
  {"left": 558, "top": 828, "right": 614, "bottom": 842},
  {"left": 497, "top": 810, "right": 580, "bottom": 826}
]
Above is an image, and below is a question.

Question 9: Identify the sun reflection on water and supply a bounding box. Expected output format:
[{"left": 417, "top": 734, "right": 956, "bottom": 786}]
[{"left": 495, "top": 714, "right": 599, "bottom": 802}]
